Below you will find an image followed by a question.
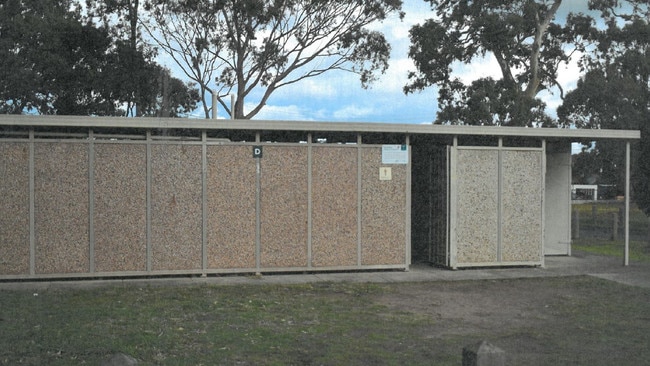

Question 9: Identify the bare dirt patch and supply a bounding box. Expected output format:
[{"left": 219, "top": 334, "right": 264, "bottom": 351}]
[
  {"left": 373, "top": 276, "right": 650, "bottom": 364},
  {"left": 377, "top": 279, "right": 556, "bottom": 335}
]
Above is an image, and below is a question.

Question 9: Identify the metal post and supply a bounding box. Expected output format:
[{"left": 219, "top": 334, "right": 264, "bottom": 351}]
[
  {"left": 405, "top": 134, "right": 412, "bottom": 269},
  {"left": 29, "top": 129, "right": 35, "bottom": 276},
  {"left": 449, "top": 137, "right": 458, "bottom": 268},
  {"left": 201, "top": 131, "right": 208, "bottom": 276},
  {"left": 255, "top": 132, "right": 261, "bottom": 274},
  {"left": 357, "top": 133, "right": 363, "bottom": 267},
  {"left": 88, "top": 129, "right": 95, "bottom": 274},
  {"left": 231, "top": 94, "right": 236, "bottom": 120},
  {"left": 541, "top": 139, "right": 546, "bottom": 267},
  {"left": 624, "top": 141, "right": 630, "bottom": 266},
  {"left": 211, "top": 94, "right": 218, "bottom": 120},
  {"left": 497, "top": 138, "right": 503, "bottom": 263},
  {"left": 307, "top": 133, "right": 313, "bottom": 268},
  {"left": 146, "top": 130, "right": 152, "bottom": 272}
]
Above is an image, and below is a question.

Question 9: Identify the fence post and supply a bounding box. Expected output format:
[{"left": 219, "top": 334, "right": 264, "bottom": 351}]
[
  {"left": 592, "top": 204, "right": 597, "bottom": 227},
  {"left": 619, "top": 207, "right": 625, "bottom": 226},
  {"left": 612, "top": 212, "right": 619, "bottom": 241},
  {"left": 572, "top": 209, "right": 580, "bottom": 240}
]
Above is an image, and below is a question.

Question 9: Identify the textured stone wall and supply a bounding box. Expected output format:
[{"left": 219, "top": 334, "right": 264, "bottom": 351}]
[
  {"left": 360, "top": 148, "right": 407, "bottom": 266},
  {"left": 453, "top": 148, "right": 543, "bottom": 266},
  {"left": 206, "top": 145, "right": 256, "bottom": 269},
  {"left": 260, "top": 146, "right": 309, "bottom": 268},
  {"left": 0, "top": 143, "right": 30, "bottom": 275},
  {"left": 150, "top": 144, "right": 203, "bottom": 271},
  {"left": 501, "top": 150, "right": 543, "bottom": 262},
  {"left": 93, "top": 144, "right": 147, "bottom": 273},
  {"left": 34, "top": 143, "right": 89, "bottom": 274},
  {"left": 0, "top": 138, "right": 409, "bottom": 279},
  {"left": 455, "top": 149, "right": 499, "bottom": 264},
  {"left": 311, "top": 147, "right": 358, "bottom": 267}
]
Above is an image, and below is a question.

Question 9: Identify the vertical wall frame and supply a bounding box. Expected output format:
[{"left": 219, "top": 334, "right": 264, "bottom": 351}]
[
  {"left": 201, "top": 131, "right": 208, "bottom": 276},
  {"left": 448, "top": 139, "right": 458, "bottom": 268},
  {"left": 146, "top": 130, "right": 152, "bottom": 273},
  {"left": 255, "top": 132, "right": 262, "bottom": 274},
  {"left": 29, "top": 130, "right": 35, "bottom": 276},
  {"left": 405, "top": 135, "right": 412, "bottom": 268},
  {"left": 307, "top": 133, "right": 313, "bottom": 268},
  {"left": 88, "top": 130, "right": 95, "bottom": 274},
  {"left": 357, "top": 134, "right": 363, "bottom": 267}
]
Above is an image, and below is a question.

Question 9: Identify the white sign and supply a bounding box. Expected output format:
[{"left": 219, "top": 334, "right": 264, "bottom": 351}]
[
  {"left": 381, "top": 145, "right": 408, "bottom": 164},
  {"left": 379, "top": 167, "right": 392, "bottom": 181}
]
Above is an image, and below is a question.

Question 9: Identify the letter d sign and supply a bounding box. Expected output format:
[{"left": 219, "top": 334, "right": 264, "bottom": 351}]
[{"left": 253, "top": 146, "right": 263, "bottom": 158}]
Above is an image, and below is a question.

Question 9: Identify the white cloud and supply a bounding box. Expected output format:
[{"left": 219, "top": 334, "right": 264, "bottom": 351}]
[
  {"left": 272, "top": 77, "right": 340, "bottom": 100},
  {"left": 452, "top": 54, "right": 503, "bottom": 84},
  {"left": 249, "top": 103, "right": 313, "bottom": 121},
  {"left": 556, "top": 50, "right": 583, "bottom": 91},
  {"left": 332, "top": 105, "right": 376, "bottom": 120},
  {"left": 376, "top": 57, "right": 415, "bottom": 93}
]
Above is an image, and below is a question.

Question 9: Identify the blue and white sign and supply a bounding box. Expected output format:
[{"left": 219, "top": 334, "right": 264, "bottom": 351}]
[{"left": 381, "top": 145, "right": 408, "bottom": 164}]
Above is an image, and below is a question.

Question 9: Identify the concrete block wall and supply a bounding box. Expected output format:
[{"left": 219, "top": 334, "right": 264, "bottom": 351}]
[{"left": 0, "top": 133, "right": 409, "bottom": 279}]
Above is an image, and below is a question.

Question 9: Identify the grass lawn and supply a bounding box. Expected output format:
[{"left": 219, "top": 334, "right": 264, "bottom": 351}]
[{"left": 1, "top": 276, "right": 650, "bottom": 365}]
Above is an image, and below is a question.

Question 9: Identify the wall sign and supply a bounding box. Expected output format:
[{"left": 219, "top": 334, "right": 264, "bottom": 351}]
[
  {"left": 379, "top": 167, "right": 392, "bottom": 181},
  {"left": 381, "top": 144, "right": 408, "bottom": 164},
  {"left": 253, "top": 146, "right": 263, "bottom": 158}
]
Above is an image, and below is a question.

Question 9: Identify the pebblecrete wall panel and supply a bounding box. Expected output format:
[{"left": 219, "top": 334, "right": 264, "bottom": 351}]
[
  {"left": 1, "top": 135, "right": 412, "bottom": 278},
  {"left": 94, "top": 144, "right": 147, "bottom": 272},
  {"left": 207, "top": 145, "right": 256, "bottom": 269},
  {"left": 311, "top": 147, "right": 358, "bottom": 267},
  {"left": 151, "top": 144, "right": 202, "bottom": 271},
  {"left": 260, "top": 146, "right": 308, "bottom": 268},
  {"left": 501, "top": 150, "right": 543, "bottom": 262},
  {"left": 360, "top": 147, "right": 407, "bottom": 266},
  {"left": 0, "top": 143, "right": 30, "bottom": 275},
  {"left": 455, "top": 149, "right": 499, "bottom": 264},
  {"left": 34, "top": 143, "right": 89, "bottom": 274}
]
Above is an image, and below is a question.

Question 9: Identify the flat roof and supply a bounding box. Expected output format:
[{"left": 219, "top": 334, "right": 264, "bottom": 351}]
[{"left": 0, "top": 115, "right": 640, "bottom": 140}]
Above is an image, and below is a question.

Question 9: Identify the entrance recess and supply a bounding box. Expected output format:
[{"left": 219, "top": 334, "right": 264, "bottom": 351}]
[{"left": 544, "top": 143, "right": 572, "bottom": 256}]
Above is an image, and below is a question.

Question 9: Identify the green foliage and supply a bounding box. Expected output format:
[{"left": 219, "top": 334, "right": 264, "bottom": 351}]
[
  {"left": 559, "top": 1, "right": 650, "bottom": 214},
  {"left": 0, "top": 0, "right": 199, "bottom": 116},
  {"left": 405, "top": 0, "right": 567, "bottom": 126},
  {"left": 0, "top": 0, "right": 107, "bottom": 114}
]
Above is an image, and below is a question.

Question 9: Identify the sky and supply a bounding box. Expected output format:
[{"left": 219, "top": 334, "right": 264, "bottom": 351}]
[{"left": 157, "top": 0, "right": 596, "bottom": 124}]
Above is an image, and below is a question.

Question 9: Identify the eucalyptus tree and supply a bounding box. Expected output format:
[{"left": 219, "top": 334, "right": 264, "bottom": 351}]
[
  {"left": 0, "top": 0, "right": 117, "bottom": 114},
  {"left": 405, "top": 0, "right": 573, "bottom": 126},
  {"left": 144, "top": 0, "right": 403, "bottom": 119},
  {"left": 84, "top": 0, "right": 185, "bottom": 117},
  {"left": 558, "top": 0, "right": 649, "bottom": 210},
  {"left": 0, "top": 0, "right": 199, "bottom": 116}
]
